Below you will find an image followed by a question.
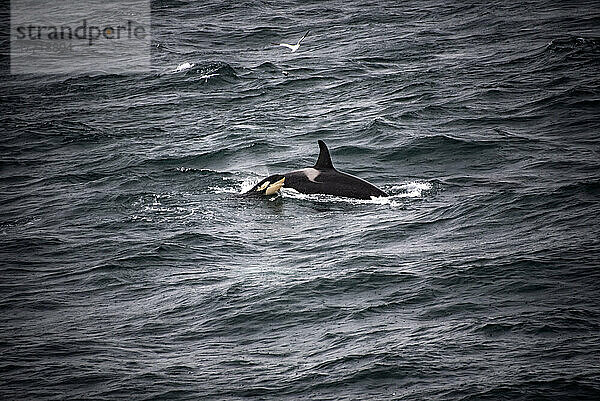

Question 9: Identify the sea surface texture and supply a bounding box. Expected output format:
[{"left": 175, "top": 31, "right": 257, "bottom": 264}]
[{"left": 1, "top": 1, "right": 600, "bottom": 399}]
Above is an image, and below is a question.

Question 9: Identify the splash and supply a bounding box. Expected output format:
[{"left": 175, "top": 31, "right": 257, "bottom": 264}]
[
  {"left": 200, "top": 73, "right": 219, "bottom": 80},
  {"left": 278, "top": 181, "right": 433, "bottom": 207},
  {"left": 212, "top": 177, "right": 259, "bottom": 195},
  {"left": 389, "top": 181, "right": 433, "bottom": 198},
  {"left": 240, "top": 177, "right": 260, "bottom": 193},
  {"left": 278, "top": 188, "right": 401, "bottom": 206},
  {"left": 173, "top": 62, "right": 195, "bottom": 72}
]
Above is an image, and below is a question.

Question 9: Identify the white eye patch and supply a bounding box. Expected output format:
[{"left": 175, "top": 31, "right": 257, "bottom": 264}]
[{"left": 257, "top": 181, "right": 270, "bottom": 191}]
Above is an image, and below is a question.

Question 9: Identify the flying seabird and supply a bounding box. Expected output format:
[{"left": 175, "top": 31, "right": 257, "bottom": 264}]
[{"left": 272, "top": 30, "right": 310, "bottom": 53}]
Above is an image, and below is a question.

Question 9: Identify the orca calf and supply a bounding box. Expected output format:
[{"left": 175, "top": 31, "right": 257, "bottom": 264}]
[{"left": 244, "top": 140, "right": 387, "bottom": 200}]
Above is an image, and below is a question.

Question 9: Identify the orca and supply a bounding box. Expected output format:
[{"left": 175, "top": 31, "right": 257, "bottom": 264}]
[{"left": 244, "top": 140, "right": 388, "bottom": 199}]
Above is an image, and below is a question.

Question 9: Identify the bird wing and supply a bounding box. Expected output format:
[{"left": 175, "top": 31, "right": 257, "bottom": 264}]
[{"left": 297, "top": 30, "right": 310, "bottom": 45}]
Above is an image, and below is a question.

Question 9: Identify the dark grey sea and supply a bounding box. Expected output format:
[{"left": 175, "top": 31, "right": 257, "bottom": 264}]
[{"left": 1, "top": 1, "right": 600, "bottom": 399}]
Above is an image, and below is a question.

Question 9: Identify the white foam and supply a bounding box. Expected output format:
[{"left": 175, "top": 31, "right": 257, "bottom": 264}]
[
  {"left": 199, "top": 73, "right": 219, "bottom": 80},
  {"left": 212, "top": 186, "right": 244, "bottom": 195},
  {"left": 390, "top": 181, "right": 432, "bottom": 198},
  {"left": 240, "top": 177, "right": 259, "bottom": 193},
  {"left": 278, "top": 181, "right": 432, "bottom": 204},
  {"left": 280, "top": 188, "right": 402, "bottom": 207},
  {"left": 212, "top": 177, "right": 259, "bottom": 195},
  {"left": 173, "top": 62, "right": 194, "bottom": 72}
]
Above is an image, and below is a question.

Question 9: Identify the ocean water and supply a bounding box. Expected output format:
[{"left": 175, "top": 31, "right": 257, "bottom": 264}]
[{"left": 1, "top": 1, "right": 600, "bottom": 399}]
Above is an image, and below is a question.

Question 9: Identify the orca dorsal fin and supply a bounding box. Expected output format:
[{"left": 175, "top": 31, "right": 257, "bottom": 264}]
[{"left": 314, "top": 140, "right": 335, "bottom": 170}]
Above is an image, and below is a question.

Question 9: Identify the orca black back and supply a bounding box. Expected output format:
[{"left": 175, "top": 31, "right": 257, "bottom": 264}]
[
  {"left": 243, "top": 140, "right": 387, "bottom": 200},
  {"left": 284, "top": 140, "right": 387, "bottom": 199}
]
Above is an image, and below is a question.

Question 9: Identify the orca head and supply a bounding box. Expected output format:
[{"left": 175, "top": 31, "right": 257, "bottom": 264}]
[{"left": 244, "top": 174, "right": 286, "bottom": 197}]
